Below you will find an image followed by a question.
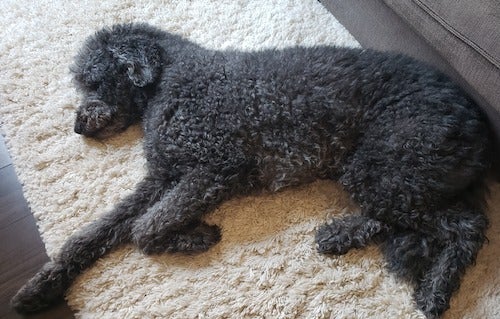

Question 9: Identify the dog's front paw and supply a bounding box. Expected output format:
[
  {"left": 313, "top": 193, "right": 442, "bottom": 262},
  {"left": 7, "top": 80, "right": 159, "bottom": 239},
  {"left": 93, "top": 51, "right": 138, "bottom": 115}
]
[
  {"left": 132, "top": 221, "right": 221, "bottom": 255},
  {"left": 169, "top": 223, "right": 222, "bottom": 253},
  {"left": 11, "top": 262, "right": 66, "bottom": 314}
]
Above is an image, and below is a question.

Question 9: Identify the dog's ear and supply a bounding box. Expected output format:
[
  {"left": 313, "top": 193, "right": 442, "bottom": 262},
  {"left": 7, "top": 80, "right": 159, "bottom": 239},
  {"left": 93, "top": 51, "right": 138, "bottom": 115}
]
[{"left": 112, "top": 39, "right": 162, "bottom": 87}]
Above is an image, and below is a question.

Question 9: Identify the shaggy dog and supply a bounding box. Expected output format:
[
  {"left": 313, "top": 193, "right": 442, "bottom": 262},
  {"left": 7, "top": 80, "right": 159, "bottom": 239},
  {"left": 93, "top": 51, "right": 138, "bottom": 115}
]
[{"left": 12, "top": 23, "right": 493, "bottom": 318}]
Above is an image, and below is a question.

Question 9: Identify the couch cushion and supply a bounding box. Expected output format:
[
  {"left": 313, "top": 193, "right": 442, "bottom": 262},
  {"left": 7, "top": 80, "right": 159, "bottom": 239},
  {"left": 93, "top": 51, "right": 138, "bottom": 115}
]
[
  {"left": 383, "top": 0, "right": 500, "bottom": 145},
  {"left": 415, "top": 0, "right": 499, "bottom": 68}
]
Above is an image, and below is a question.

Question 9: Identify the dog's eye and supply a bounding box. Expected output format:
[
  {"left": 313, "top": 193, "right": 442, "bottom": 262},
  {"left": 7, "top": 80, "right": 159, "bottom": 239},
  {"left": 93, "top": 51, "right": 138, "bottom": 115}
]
[{"left": 84, "top": 80, "right": 100, "bottom": 91}]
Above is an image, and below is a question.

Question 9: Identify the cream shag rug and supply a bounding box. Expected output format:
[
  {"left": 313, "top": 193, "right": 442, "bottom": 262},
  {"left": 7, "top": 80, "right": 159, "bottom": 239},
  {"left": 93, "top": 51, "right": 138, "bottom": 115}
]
[{"left": 1, "top": 1, "right": 499, "bottom": 318}]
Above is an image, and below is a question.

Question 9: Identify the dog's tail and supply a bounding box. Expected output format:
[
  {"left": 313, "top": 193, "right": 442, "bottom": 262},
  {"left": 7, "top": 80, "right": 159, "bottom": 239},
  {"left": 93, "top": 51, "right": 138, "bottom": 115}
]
[{"left": 10, "top": 177, "right": 165, "bottom": 314}]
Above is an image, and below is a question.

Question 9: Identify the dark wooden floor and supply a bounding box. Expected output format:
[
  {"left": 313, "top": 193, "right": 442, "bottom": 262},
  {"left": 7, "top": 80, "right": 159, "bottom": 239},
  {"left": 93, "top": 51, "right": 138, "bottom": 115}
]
[{"left": 0, "top": 134, "right": 74, "bottom": 319}]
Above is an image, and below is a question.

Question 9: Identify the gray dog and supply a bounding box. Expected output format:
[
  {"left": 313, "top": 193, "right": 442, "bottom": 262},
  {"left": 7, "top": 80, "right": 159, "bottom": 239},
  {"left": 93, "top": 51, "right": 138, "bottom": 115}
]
[{"left": 12, "top": 23, "right": 493, "bottom": 318}]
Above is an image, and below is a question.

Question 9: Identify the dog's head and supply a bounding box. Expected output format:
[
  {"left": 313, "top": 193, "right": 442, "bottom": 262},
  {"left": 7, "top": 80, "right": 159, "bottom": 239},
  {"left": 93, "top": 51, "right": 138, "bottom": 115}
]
[{"left": 71, "top": 24, "right": 163, "bottom": 138}]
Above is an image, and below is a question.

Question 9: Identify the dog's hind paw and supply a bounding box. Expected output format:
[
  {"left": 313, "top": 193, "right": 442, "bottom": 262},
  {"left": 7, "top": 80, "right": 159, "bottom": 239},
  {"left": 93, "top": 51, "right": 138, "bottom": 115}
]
[
  {"left": 414, "top": 288, "right": 450, "bottom": 319},
  {"left": 316, "top": 222, "right": 355, "bottom": 255}
]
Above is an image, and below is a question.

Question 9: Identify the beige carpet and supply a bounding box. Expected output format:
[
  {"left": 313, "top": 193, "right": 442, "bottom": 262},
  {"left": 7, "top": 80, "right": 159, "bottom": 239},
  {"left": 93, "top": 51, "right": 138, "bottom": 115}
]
[{"left": 1, "top": 0, "right": 498, "bottom": 318}]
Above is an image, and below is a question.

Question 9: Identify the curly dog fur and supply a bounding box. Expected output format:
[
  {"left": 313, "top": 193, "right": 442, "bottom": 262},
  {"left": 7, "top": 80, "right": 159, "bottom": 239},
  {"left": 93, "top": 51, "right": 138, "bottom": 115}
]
[{"left": 12, "top": 23, "right": 493, "bottom": 318}]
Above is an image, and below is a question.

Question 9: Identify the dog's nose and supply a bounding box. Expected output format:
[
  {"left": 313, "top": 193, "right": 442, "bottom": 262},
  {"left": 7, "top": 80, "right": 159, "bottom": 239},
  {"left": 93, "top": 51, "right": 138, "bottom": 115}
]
[{"left": 74, "top": 121, "right": 84, "bottom": 134}]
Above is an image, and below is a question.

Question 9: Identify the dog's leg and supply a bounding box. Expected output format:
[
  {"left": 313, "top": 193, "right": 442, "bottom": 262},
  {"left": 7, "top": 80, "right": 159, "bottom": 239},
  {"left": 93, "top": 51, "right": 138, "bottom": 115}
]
[
  {"left": 380, "top": 203, "right": 488, "bottom": 318},
  {"left": 381, "top": 232, "right": 434, "bottom": 286},
  {"left": 11, "top": 176, "right": 168, "bottom": 314},
  {"left": 316, "top": 214, "right": 389, "bottom": 254},
  {"left": 413, "top": 206, "right": 487, "bottom": 318},
  {"left": 336, "top": 115, "right": 490, "bottom": 317},
  {"left": 132, "top": 166, "right": 238, "bottom": 254}
]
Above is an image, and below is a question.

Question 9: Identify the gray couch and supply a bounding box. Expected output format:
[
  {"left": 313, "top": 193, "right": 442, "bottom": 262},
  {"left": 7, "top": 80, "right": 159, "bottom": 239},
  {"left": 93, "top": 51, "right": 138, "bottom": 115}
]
[{"left": 321, "top": 0, "right": 499, "bottom": 177}]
